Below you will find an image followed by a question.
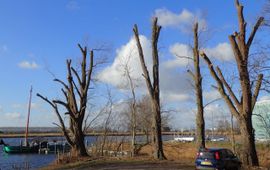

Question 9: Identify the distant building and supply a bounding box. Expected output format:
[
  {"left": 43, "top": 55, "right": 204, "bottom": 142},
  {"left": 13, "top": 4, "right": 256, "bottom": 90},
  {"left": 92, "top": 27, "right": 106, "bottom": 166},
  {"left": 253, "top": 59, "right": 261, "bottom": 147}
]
[{"left": 252, "top": 100, "right": 270, "bottom": 140}]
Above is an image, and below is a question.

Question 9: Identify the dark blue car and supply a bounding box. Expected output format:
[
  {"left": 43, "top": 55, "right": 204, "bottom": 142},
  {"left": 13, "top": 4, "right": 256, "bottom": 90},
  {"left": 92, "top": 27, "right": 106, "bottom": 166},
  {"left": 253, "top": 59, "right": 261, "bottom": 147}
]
[{"left": 195, "top": 148, "right": 241, "bottom": 170}]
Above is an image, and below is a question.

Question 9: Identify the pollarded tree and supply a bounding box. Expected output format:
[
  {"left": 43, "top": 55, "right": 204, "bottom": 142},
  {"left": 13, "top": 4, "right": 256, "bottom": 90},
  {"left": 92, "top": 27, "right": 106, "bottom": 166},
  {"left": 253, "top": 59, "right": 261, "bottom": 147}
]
[
  {"left": 200, "top": 0, "right": 264, "bottom": 166},
  {"left": 37, "top": 44, "right": 94, "bottom": 157},
  {"left": 188, "top": 22, "right": 205, "bottom": 149},
  {"left": 133, "top": 17, "right": 166, "bottom": 160}
]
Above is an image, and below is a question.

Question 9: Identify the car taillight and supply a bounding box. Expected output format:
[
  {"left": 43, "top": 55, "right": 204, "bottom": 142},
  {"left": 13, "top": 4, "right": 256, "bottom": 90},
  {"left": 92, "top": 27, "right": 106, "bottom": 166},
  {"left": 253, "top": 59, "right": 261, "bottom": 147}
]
[{"left": 215, "top": 152, "right": 220, "bottom": 160}]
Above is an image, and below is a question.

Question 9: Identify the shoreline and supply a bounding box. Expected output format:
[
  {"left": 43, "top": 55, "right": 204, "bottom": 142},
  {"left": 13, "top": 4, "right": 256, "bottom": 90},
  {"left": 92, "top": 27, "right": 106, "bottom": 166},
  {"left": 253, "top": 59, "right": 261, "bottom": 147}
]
[
  {"left": 0, "top": 131, "right": 231, "bottom": 138},
  {"left": 0, "top": 132, "right": 177, "bottom": 138}
]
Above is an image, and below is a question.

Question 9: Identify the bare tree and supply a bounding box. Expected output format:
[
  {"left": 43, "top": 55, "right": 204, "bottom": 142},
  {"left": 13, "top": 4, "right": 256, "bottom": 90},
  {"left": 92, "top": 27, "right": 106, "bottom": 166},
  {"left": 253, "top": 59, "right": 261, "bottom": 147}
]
[
  {"left": 187, "top": 22, "right": 205, "bottom": 148},
  {"left": 100, "top": 88, "right": 114, "bottom": 156},
  {"left": 133, "top": 17, "right": 166, "bottom": 160},
  {"left": 136, "top": 96, "right": 152, "bottom": 143},
  {"left": 118, "top": 54, "right": 138, "bottom": 157},
  {"left": 200, "top": 0, "right": 264, "bottom": 166},
  {"left": 37, "top": 44, "right": 94, "bottom": 157}
]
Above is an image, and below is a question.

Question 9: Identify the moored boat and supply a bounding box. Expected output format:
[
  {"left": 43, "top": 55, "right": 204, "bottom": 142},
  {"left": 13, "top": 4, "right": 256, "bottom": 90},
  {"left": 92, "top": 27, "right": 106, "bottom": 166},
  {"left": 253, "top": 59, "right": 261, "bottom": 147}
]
[
  {"left": 3, "top": 87, "right": 35, "bottom": 154},
  {"left": 3, "top": 145, "right": 39, "bottom": 154}
]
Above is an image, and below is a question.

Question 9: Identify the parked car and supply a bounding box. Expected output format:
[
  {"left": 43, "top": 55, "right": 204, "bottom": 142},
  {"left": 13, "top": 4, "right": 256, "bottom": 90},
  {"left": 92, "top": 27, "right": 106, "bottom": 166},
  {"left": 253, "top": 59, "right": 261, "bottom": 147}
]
[{"left": 195, "top": 147, "right": 241, "bottom": 170}]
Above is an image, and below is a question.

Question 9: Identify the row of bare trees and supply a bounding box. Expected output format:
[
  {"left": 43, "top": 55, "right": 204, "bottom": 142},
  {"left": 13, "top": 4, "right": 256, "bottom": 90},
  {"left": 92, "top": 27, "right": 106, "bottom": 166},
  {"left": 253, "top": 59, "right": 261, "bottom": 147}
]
[
  {"left": 36, "top": 0, "right": 267, "bottom": 168},
  {"left": 186, "top": 0, "right": 264, "bottom": 166}
]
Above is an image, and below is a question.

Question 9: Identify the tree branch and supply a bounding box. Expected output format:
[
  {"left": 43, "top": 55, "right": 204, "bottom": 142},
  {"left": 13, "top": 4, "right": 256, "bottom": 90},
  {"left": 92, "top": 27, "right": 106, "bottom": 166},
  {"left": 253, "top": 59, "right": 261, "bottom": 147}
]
[
  {"left": 247, "top": 17, "right": 264, "bottom": 49},
  {"left": 203, "top": 98, "right": 222, "bottom": 109},
  {"left": 200, "top": 52, "right": 240, "bottom": 117},
  {"left": 133, "top": 24, "right": 154, "bottom": 97},
  {"left": 36, "top": 93, "right": 74, "bottom": 146},
  {"left": 216, "top": 66, "right": 241, "bottom": 110},
  {"left": 85, "top": 50, "right": 94, "bottom": 94},
  {"left": 175, "top": 54, "right": 193, "bottom": 61},
  {"left": 187, "top": 69, "right": 195, "bottom": 80},
  {"left": 54, "top": 78, "right": 69, "bottom": 90},
  {"left": 251, "top": 74, "right": 263, "bottom": 111},
  {"left": 228, "top": 34, "right": 243, "bottom": 63},
  {"left": 66, "top": 59, "right": 79, "bottom": 114},
  {"left": 71, "top": 67, "right": 82, "bottom": 87}
]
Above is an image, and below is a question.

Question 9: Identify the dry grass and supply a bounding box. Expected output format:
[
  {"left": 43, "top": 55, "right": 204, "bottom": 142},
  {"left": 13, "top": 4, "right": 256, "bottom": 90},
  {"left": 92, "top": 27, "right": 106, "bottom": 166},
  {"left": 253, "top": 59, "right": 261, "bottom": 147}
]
[
  {"left": 139, "top": 141, "right": 270, "bottom": 168},
  {"left": 45, "top": 141, "right": 270, "bottom": 169}
]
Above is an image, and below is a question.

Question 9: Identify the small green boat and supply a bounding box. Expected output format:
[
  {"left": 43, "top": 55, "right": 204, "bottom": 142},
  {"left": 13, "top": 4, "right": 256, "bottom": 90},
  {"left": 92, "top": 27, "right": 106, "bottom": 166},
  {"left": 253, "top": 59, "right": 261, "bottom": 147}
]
[
  {"left": 2, "top": 87, "right": 37, "bottom": 154},
  {"left": 3, "top": 145, "right": 39, "bottom": 154}
]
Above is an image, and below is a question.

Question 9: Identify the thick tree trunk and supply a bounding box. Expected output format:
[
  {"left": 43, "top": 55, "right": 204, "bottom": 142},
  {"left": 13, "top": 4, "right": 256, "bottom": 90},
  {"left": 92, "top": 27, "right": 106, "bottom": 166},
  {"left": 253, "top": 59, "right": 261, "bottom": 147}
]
[
  {"left": 37, "top": 44, "right": 94, "bottom": 159},
  {"left": 200, "top": 1, "right": 264, "bottom": 167},
  {"left": 71, "top": 121, "right": 88, "bottom": 157},
  {"left": 239, "top": 115, "right": 259, "bottom": 166},
  {"left": 193, "top": 23, "right": 205, "bottom": 149},
  {"left": 196, "top": 103, "right": 205, "bottom": 148},
  {"left": 151, "top": 99, "right": 165, "bottom": 160},
  {"left": 133, "top": 18, "right": 166, "bottom": 160}
]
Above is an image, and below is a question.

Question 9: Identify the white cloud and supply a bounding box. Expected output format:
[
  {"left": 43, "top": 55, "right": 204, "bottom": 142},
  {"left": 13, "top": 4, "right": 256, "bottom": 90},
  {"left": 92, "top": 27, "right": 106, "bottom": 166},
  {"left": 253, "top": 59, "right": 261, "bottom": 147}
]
[
  {"left": 4, "top": 112, "right": 22, "bottom": 120},
  {"left": 167, "top": 42, "right": 234, "bottom": 69},
  {"left": 204, "top": 43, "right": 234, "bottom": 61},
  {"left": 163, "top": 93, "right": 191, "bottom": 103},
  {"left": 159, "top": 67, "right": 192, "bottom": 103},
  {"left": 18, "top": 61, "right": 39, "bottom": 69},
  {"left": 98, "top": 35, "right": 151, "bottom": 89},
  {"left": 154, "top": 8, "right": 207, "bottom": 33},
  {"left": 98, "top": 35, "right": 193, "bottom": 104},
  {"left": 66, "top": 1, "right": 80, "bottom": 11},
  {"left": 164, "top": 43, "right": 192, "bottom": 68}
]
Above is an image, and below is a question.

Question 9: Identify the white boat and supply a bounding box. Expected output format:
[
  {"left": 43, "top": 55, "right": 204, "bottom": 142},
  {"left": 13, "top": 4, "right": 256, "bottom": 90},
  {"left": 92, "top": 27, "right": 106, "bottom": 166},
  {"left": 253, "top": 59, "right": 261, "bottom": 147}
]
[{"left": 174, "top": 136, "right": 195, "bottom": 142}]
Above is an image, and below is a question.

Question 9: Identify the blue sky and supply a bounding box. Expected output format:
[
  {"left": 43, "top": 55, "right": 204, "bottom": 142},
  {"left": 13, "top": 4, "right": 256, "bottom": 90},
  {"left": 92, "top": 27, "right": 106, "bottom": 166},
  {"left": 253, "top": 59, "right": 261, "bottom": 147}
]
[{"left": 0, "top": 0, "right": 267, "bottom": 129}]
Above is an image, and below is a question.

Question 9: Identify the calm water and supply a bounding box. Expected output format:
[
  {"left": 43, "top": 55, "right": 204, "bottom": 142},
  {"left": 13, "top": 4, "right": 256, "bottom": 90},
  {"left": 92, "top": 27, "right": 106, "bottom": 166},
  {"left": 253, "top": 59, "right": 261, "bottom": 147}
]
[
  {"left": 0, "top": 135, "right": 174, "bottom": 170},
  {"left": 0, "top": 136, "right": 96, "bottom": 170}
]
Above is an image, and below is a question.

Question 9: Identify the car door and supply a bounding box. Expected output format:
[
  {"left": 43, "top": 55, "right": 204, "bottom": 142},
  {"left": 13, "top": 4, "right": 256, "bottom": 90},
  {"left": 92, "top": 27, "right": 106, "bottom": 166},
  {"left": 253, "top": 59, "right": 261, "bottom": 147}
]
[
  {"left": 225, "top": 149, "right": 240, "bottom": 169},
  {"left": 220, "top": 149, "right": 230, "bottom": 169}
]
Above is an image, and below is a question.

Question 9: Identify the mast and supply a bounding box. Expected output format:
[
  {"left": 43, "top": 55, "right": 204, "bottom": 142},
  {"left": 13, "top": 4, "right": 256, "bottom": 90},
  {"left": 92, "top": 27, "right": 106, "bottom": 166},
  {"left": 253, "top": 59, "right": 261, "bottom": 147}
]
[{"left": 24, "top": 86, "right": 33, "bottom": 146}]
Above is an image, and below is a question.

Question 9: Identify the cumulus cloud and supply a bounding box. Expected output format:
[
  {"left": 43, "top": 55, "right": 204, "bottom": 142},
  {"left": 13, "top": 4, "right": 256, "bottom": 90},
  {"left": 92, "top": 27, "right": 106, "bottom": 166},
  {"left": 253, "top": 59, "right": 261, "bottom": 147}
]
[
  {"left": 18, "top": 61, "right": 39, "bottom": 69},
  {"left": 66, "top": 1, "right": 80, "bottom": 11},
  {"left": 160, "top": 67, "right": 192, "bottom": 103},
  {"left": 98, "top": 35, "right": 151, "bottom": 89},
  {"left": 98, "top": 35, "right": 193, "bottom": 103},
  {"left": 164, "top": 43, "right": 192, "bottom": 68},
  {"left": 167, "top": 42, "right": 234, "bottom": 69},
  {"left": 204, "top": 43, "right": 234, "bottom": 61},
  {"left": 154, "top": 8, "right": 207, "bottom": 33}
]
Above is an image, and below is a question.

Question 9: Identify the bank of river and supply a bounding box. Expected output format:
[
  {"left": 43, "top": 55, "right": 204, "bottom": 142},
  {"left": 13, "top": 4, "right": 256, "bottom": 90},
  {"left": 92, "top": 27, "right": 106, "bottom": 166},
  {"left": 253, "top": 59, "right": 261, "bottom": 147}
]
[
  {"left": 0, "top": 136, "right": 97, "bottom": 170},
  {"left": 0, "top": 135, "right": 175, "bottom": 169}
]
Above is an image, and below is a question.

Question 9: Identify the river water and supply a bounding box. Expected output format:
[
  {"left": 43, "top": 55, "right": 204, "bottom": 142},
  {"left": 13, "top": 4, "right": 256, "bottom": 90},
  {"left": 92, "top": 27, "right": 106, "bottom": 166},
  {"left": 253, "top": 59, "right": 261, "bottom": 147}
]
[{"left": 0, "top": 135, "right": 174, "bottom": 169}]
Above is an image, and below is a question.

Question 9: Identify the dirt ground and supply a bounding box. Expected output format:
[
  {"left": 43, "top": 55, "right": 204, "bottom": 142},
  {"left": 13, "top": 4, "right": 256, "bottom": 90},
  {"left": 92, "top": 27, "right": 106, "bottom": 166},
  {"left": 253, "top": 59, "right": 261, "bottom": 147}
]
[{"left": 67, "top": 161, "right": 194, "bottom": 170}]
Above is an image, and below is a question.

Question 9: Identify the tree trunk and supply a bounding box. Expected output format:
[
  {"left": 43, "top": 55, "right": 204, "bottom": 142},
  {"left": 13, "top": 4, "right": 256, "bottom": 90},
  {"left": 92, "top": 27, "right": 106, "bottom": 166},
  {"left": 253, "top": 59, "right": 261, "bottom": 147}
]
[
  {"left": 71, "top": 121, "right": 88, "bottom": 157},
  {"left": 133, "top": 17, "right": 166, "bottom": 160},
  {"left": 192, "top": 23, "right": 205, "bottom": 149},
  {"left": 239, "top": 115, "right": 259, "bottom": 166},
  {"left": 151, "top": 99, "right": 166, "bottom": 160}
]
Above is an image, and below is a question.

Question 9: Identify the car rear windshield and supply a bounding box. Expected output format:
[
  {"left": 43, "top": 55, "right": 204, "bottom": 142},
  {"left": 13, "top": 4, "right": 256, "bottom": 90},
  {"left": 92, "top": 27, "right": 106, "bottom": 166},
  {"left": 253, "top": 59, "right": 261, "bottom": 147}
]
[{"left": 198, "top": 151, "right": 215, "bottom": 159}]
